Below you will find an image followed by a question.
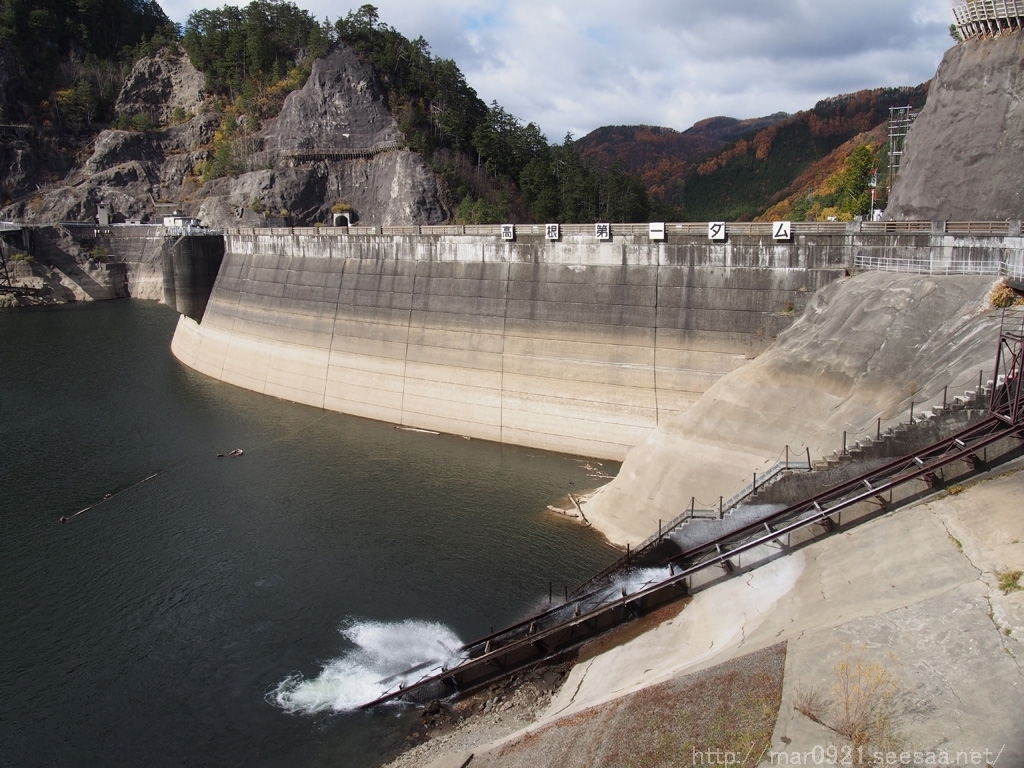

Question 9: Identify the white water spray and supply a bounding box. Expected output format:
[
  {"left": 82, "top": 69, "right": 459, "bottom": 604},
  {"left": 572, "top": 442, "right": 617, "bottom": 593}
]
[
  {"left": 271, "top": 619, "right": 465, "bottom": 714},
  {"left": 613, "top": 566, "right": 669, "bottom": 596}
]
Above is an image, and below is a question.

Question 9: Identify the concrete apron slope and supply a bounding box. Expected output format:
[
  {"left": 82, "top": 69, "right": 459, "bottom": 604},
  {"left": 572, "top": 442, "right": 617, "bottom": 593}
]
[
  {"left": 467, "top": 467, "right": 1024, "bottom": 765},
  {"left": 583, "top": 272, "right": 1005, "bottom": 546}
]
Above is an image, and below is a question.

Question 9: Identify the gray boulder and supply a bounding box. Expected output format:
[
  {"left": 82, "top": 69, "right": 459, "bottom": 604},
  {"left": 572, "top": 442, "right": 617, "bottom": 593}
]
[
  {"left": 115, "top": 46, "right": 206, "bottom": 127},
  {"left": 262, "top": 44, "right": 400, "bottom": 154}
]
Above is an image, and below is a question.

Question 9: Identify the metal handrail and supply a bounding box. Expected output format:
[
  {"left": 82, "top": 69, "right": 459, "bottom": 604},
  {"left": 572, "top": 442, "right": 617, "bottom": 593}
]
[{"left": 853, "top": 254, "right": 1005, "bottom": 275}]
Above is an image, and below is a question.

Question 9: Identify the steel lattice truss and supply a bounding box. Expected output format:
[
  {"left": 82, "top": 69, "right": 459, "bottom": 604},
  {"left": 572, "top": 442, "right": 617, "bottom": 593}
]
[{"left": 991, "top": 315, "right": 1024, "bottom": 426}]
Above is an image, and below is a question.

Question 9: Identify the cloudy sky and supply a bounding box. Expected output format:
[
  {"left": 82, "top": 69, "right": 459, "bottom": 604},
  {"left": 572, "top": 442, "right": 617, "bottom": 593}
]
[{"left": 159, "top": 0, "right": 957, "bottom": 142}]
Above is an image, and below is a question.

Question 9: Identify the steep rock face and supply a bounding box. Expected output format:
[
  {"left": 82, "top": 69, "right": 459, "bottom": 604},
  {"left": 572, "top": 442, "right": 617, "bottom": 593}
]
[
  {"left": 887, "top": 34, "right": 1024, "bottom": 220},
  {"left": 262, "top": 45, "right": 400, "bottom": 153},
  {"left": 86, "top": 129, "right": 167, "bottom": 172},
  {"left": 5, "top": 113, "right": 218, "bottom": 223},
  {"left": 195, "top": 148, "right": 446, "bottom": 226},
  {"left": 115, "top": 47, "right": 206, "bottom": 126},
  {"left": 199, "top": 42, "right": 443, "bottom": 227},
  {"left": 0, "top": 138, "right": 41, "bottom": 202}
]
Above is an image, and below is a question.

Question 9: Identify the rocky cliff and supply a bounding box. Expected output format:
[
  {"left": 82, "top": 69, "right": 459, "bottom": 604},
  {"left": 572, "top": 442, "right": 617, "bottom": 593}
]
[
  {"left": 198, "top": 44, "right": 446, "bottom": 227},
  {"left": 887, "top": 32, "right": 1024, "bottom": 220},
  {"left": 1, "top": 42, "right": 446, "bottom": 228}
]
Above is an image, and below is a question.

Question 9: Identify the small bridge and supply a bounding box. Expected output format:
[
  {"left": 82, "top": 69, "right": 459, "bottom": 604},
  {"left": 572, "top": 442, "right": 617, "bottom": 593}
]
[{"left": 358, "top": 319, "right": 1024, "bottom": 709}]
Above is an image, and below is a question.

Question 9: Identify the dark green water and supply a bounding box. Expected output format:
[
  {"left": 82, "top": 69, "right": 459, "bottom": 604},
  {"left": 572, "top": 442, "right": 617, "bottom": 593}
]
[{"left": 0, "top": 301, "right": 618, "bottom": 768}]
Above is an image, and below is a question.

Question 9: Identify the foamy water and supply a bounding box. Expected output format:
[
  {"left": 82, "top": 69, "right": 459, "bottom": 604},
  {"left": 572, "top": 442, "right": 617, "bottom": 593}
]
[
  {"left": 271, "top": 619, "right": 466, "bottom": 714},
  {"left": 614, "top": 566, "right": 669, "bottom": 595}
]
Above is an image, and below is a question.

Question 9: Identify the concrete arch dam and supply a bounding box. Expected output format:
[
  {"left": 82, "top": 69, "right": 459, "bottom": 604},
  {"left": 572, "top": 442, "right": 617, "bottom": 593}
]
[{"left": 171, "top": 232, "right": 848, "bottom": 460}]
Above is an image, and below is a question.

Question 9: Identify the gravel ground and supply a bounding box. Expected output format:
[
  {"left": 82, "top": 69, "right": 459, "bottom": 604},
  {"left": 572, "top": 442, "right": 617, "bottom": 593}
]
[
  {"left": 470, "top": 643, "right": 787, "bottom": 768},
  {"left": 381, "top": 663, "right": 573, "bottom": 768},
  {"left": 382, "top": 641, "right": 786, "bottom": 768}
]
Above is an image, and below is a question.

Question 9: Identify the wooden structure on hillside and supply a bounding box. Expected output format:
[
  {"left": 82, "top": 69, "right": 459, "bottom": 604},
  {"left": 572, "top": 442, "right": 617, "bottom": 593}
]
[
  {"left": 953, "top": 0, "right": 1024, "bottom": 40},
  {"left": 283, "top": 140, "right": 402, "bottom": 166}
]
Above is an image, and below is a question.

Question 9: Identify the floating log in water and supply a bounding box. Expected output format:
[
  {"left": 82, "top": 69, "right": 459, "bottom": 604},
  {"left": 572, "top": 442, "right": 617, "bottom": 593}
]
[{"left": 60, "top": 471, "right": 161, "bottom": 523}]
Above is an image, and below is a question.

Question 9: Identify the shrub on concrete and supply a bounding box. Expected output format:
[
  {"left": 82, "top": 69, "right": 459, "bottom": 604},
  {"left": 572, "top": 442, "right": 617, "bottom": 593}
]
[
  {"left": 990, "top": 281, "right": 1023, "bottom": 309},
  {"left": 793, "top": 653, "right": 912, "bottom": 762}
]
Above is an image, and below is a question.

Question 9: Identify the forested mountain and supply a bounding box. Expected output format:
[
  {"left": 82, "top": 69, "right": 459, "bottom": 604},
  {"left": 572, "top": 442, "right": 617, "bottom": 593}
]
[
  {"left": 0, "top": 0, "right": 931, "bottom": 226},
  {"left": 575, "top": 115, "right": 788, "bottom": 213},
  {"left": 576, "top": 87, "right": 929, "bottom": 221},
  {"left": 0, "top": 0, "right": 172, "bottom": 125}
]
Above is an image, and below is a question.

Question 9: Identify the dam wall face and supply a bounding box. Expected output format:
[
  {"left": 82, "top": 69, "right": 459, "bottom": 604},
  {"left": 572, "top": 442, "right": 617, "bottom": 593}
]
[{"left": 171, "top": 231, "right": 849, "bottom": 459}]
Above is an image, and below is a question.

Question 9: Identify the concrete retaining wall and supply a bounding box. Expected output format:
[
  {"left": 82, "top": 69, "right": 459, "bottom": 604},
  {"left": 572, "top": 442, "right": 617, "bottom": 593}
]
[{"left": 172, "top": 232, "right": 847, "bottom": 459}]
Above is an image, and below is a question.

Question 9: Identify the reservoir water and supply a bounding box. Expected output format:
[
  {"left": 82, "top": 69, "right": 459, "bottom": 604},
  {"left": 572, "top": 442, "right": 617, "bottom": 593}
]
[{"left": 0, "top": 301, "right": 619, "bottom": 767}]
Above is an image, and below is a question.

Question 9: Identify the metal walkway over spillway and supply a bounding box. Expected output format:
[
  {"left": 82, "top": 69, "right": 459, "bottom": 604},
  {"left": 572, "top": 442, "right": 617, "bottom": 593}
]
[{"left": 358, "top": 316, "right": 1024, "bottom": 710}]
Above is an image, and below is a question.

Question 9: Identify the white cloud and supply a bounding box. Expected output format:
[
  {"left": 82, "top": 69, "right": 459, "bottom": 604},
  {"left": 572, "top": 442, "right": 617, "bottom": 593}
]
[{"left": 160, "top": 0, "right": 955, "bottom": 141}]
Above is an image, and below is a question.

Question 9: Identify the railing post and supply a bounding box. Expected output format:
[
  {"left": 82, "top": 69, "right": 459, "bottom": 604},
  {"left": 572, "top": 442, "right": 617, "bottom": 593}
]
[
  {"left": 843, "top": 431, "right": 847, "bottom": 455},
  {"left": 944, "top": 386, "right": 948, "bottom": 408},
  {"left": 690, "top": 496, "right": 695, "bottom": 518},
  {"left": 876, "top": 417, "right": 881, "bottom": 440},
  {"left": 658, "top": 519, "right": 662, "bottom": 541},
  {"left": 718, "top": 496, "right": 723, "bottom": 519},
  {"left": 909, "top": 401, "right": 914, "bottom": 423},
  {"left": 753, "top": 472, "right": 757, "bottom": 493},
  {"left": 785, "top": 445, "right": 789, "bottom": 470},
  {"left": 549, "top": 582, "right": 552, "bottom": 604},
  {"left": 806, "top": 447, "right": 811, "bottom": 469}
]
